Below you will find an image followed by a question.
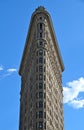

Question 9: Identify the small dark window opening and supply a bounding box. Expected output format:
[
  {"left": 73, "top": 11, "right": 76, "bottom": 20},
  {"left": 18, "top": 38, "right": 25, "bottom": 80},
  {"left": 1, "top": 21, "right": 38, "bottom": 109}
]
[
  {"left": 39, "top": 41, "right": 43, "bottom": 46},
  {"left": 39, "top": 65, "right": 43, "bottom": 72},
  {"left": 44, "top": 51, "right": 45, "bottom": 56},
  {"left": 39, "top": 122, "right": 43, "bottom": 129},
  {"left": 39, "top": 57, "right": 43, "bottom": 63},
  {"left": 44, "top": 93, "right": 46, "bottom": 98},
  {"left": 36, "top": 112, "right": 37, "bottom": 118},
  {"left": 44, "top": 112, "right": 46, "bottom": 118},
  {"left": 44, "top": 58, "right": 46, "bottom": 64},
  {"left": 39, "top": 92, "right": 43, "bottom": 98},
  {"left": 39, "top": 74, "right": 43, "bottom": 80},
  {"left": 36, "top": 123, "right": 37, "bottom": 129},
  {"left": 36, "top": 93, "right": 39, "bottom": 99},
  {"left": 39, "top": 83, "right": 43, "bottom": 89},
  {"left": 39, "top": 49, "right": 43, "bottom": 55},
  {"left": 44, "top": 102, "right": 46, "bottom": 108},
  {"left": 39, "top": 101, "right": 43, "bottom": 108},
  {"left": 40, "top": 23, "right": 42, "bottom": 30},
  {"left": 39, "top": 111, "right": 43, "bottom": 118},
  {"left": 44, "top": 122, "right": 46, "bottom": 129},
  {"left": 44, "top": 75, "right": 46, "bottom": 80},
  {"left": 40, "top": 17, "right": 42, "bottom": 20},
  {"left": 40, "top": 32, "right": 42, "bottom": 38},
  {"left": 44, "top": 67, "right": 46, "bottom": 72},
  {"left": 44, "top": 84, "right": 46, "bottom": 89}
]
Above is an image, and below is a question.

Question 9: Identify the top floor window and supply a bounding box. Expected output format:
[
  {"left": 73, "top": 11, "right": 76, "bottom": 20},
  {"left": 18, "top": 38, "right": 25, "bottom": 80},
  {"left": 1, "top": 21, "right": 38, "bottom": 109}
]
[
  {"left": 40, "top": 23, "right": 42, "bottom": 30},
  {"left": 40, "top": 17, "right": 42, "bottom": 20},
  {"left": 37, "top": 22, "right": 45, "bottom": 39},
  {"left": 39, "top": 41, "right": 43, "bottom": 46}
]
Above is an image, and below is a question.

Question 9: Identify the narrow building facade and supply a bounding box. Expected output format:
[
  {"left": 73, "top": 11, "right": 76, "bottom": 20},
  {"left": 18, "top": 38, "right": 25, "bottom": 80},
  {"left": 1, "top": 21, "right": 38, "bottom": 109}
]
[{"left": 19, "top": 6, "right": 64, "bottom": 130}]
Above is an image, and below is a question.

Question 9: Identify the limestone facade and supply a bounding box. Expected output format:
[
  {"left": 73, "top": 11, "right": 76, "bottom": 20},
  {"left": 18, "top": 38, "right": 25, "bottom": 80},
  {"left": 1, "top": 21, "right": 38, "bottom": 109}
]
[{"left": 19, "top": 6, "right": 64, "bottom": 130}]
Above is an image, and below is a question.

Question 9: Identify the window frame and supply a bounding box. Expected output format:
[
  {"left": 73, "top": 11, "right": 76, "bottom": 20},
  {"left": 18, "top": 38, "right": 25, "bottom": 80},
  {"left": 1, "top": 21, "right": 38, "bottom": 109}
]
[{"left": 39, "top": 83, "right": 43, "bottom": 89}]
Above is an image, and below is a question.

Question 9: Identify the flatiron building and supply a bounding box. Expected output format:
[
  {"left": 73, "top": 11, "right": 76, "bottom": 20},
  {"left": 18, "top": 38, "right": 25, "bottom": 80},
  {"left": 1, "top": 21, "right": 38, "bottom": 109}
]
[{"left": 19, "top": 6, "right": 64, "bottom": 130}]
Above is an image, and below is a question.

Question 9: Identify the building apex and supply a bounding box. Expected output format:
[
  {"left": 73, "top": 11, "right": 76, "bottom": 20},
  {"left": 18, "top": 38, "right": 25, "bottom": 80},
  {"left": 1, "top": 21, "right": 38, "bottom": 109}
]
[
  {"left": 33, "top": 6, "right": 50, "bottom": 20},
  {"left": 35, "top": 6, "right": 45, "bottom": 11}
]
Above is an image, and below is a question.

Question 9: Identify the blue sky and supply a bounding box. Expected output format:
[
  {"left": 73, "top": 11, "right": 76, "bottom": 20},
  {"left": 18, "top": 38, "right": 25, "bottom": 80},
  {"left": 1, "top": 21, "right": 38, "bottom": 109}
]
[{"left": 0, "top": 0, "right": 84, "bottom": 130}]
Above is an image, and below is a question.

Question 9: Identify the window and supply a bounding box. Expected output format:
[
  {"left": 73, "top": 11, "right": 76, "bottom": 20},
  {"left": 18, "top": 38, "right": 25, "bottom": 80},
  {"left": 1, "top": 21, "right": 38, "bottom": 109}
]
[
  {"left": 39, "top": 92, "right": 43, "bottom": 98},
  {"left": 40, "top": 23, "right": 42, "bottom": 30},
  {"left": 39, "top": 49, "right": 43, "bottom": 55},
  {"left": 40, "top": 17, "right": 42, "bottom": 20},
  {"left": 44, "top": 75, "right": 46, "bottom": 80},
  {"left": 39, "top": 111, "right": 43, "bottom": 118},
  {"left": 36, "top": 122, "right": 43, "bottom": 129},
  {"left": 40, "top": 32, "right": 42, "bottom": 38},
  {"left": 36, "top": 101, "right": 43, "bottom": 108},
  {"left": 44, "top": 67, "right": 46, "bottom": 72},
  {"left": 39, "top": 101, "right": 43, "bottom": 108},
  {"left": 36, "top": 92, "right": 43, "bottom": 99},
  {"left": 39, "top": 83, "right": 43, "bottom": 89},
  {"left": 44, "top": 58, "right": 46, "bottom": 64},
  {"left": 39, "top": 57, "right": 43, "bottom": 63},
  {"left": 39, "top": 66, "right": 43, "bottom": 72},
  {"left": 44, "top": 102, "right": 46, "bottom": 108},
  {"left": 36, "top": 123, "right": 37, "bottom": 129},
  {"left": 39, "top": 122, "right": 43, "bottom": 129},
  {"left": 44, "top": 122, "right": 46, "bottom": 129},
  {"left": 36, "top": 102, "right": 38, "bottom": 108},
  {"left": 44, "top": 51, "right": 45, "bottom": 56},
  {"left": 36, "top": 111, "right": 43, "bottom": 118},
  {"left": 44, "top": 84, "right": 46, "bottom": 89},
  {"left": 44, "top": 112, "right": 46, "bottom": 118},
  {"left": 36, "top": 112, "right": 39, "bottom": 118},
  {"left": 39, "top": 74, "right": 43, "bottom": 80},
  {"left": 36, "top": 93, "right": 39, "bottom": 99},
  {"left": 44, "top": 42, "right": 46, "bottom": 47},
  {"left": 39, "top": 41, "right": 43, "bottom": 46},
  {"left": 44, "top": 93, "right": 46, "bottom": 98}
]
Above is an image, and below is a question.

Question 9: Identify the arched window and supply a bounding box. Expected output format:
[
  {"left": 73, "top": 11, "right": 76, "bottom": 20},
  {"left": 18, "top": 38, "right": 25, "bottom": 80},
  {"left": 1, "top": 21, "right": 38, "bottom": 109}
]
[
  {"left": 37, "top": 23, "right": 45, "bottom": 38},
  {"left": 39, "top": 49, "right": 43, "bottom": 55}
]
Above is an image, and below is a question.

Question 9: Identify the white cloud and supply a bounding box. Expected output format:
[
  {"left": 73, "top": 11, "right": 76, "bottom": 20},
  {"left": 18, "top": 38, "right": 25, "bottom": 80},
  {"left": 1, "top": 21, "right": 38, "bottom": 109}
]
[
  {"left": 7, "top": 68, "right": 17, "bottom": 72},
  {"left": 69, "top": 99, "right": 84, "bottom": 109},
  {"left": 0, "top": 67, "right": 17, "bottom": 80},
  {"left": 0, "top": 66, "right": 4, "bottom": 71},
  {"left": 63, "top": 77, "right": 84, "bottom": 109}
]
